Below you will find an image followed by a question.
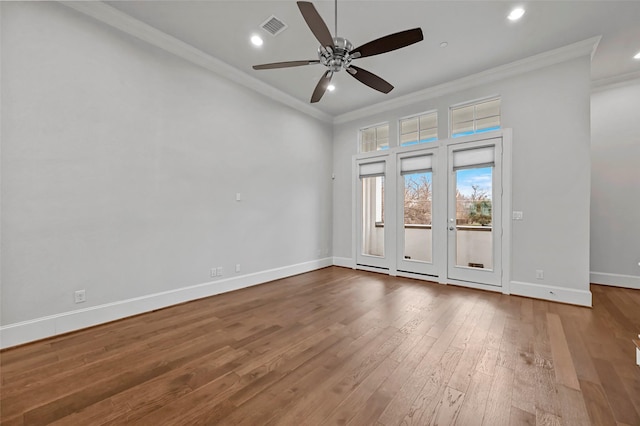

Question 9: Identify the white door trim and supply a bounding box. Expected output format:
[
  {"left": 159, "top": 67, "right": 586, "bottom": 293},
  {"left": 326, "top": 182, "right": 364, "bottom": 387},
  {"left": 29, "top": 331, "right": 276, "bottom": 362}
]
[{"left": 352, "top": 129, "right": 512, "bottom": 292}]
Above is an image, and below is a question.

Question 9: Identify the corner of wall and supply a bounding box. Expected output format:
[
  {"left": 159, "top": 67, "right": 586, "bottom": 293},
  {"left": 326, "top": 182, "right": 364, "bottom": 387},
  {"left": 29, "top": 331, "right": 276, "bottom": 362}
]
[{"left": 332, "top": 257, "right": 354, "bottom": 269}]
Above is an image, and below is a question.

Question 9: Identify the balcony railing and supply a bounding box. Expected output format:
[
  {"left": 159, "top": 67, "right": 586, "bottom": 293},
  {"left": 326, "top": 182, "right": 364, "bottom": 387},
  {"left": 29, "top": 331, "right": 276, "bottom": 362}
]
[{"left": 365, "top": 224, "right": 493, "bottom": 269}]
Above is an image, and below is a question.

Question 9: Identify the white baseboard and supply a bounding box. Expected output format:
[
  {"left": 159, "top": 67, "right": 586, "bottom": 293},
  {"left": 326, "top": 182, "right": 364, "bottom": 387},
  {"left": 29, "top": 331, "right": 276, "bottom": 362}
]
[
  {"left": 590, "top": 271, "right": 640, "bottom": 290},
  {"left": 0, "top": 258, "right": 332, "bottom": 349},
  {"left": 332, "top": 257, "right": 354, "bottom": 268},
  {"left": 510, "top": 281, "right": 592, "bottom": 307},
  {"left": 330, "top": 257, "right": 593, "bottom": 307}
]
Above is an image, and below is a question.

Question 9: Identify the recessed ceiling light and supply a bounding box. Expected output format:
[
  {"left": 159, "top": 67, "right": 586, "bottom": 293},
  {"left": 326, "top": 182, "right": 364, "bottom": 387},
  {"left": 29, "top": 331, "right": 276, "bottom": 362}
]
[
  {"left": 440, "top": 42, "right": 448, "bottom": 48},
  {"left": 327, "top": 84, "right": 336, "bottom": 92},
  {"left": 634, "top": 51, "right": 640, "bottom": 60},
  {"left": 508, "top": 7, "right": 525, "bottom": 21},
  {"left": 250, "top": 35, "right": 263, "bottom": 47}
]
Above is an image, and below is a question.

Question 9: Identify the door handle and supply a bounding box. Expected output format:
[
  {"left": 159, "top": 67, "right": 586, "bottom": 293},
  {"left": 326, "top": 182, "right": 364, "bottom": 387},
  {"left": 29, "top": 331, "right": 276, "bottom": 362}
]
[{"left": 449, "top": 226, "right": 455, "bottom": 231}]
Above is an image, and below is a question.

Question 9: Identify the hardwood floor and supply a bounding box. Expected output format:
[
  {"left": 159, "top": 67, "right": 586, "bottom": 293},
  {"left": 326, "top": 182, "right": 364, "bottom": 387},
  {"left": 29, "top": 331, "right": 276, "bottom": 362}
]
[{"left": 1, "top": 267, "right": 639, "bottom": 425}]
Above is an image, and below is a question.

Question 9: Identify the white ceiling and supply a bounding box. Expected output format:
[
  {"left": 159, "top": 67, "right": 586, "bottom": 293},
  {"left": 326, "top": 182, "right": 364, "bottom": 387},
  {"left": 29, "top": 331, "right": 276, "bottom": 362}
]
[{"left": 105, "top": 1, "right": 640, "bottom": 117}]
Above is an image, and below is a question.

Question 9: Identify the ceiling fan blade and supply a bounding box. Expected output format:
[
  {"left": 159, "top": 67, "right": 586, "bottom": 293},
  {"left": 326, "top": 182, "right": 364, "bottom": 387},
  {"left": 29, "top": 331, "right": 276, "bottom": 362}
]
[
  {"left": 310, "top": 70, "right": 333, "bottom": 103},
  {"left": 253, "top": 60, "right": 320, "bottom": 70},
  {"left": 350, "top": 28, "right": 423, "bottom": 58},
  {"left": 297, "top": 1, "right": 334, "bottom": 47},
  {"left": 347, "top": 66, "right": 394, "bottom": 94}
]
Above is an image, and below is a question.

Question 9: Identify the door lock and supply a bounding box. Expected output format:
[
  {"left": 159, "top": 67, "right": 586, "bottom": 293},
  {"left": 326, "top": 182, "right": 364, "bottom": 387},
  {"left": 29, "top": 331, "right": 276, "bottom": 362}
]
[{"left": 449, "top": 226, "right": 455, "bottom": 231}]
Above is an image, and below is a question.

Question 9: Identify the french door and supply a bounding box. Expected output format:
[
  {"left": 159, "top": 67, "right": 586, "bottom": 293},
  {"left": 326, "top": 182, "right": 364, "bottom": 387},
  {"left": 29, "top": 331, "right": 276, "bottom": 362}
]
[
  {"left": 355, "top": 134, "right": 506, "bottom": 289},
  {"left": 447, "top": 139, "right": 502, "bottom": 286},
  {"left": 396, "top": 149, "right": 439, "bottom": 276},
  {"left": 356, "top": 157, "right": 390, "bottom": 270}
]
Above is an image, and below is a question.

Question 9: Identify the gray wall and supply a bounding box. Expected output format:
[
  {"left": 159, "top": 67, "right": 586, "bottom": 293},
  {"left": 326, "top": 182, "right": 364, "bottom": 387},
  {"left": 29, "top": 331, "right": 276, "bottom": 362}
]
[
  {"left": 333, "top": 57, "right": 592, "bottom": 293},
  {"left": 590, "top": 80, "right": 640, "bottom": 284},
  {"left": 1, "top": 2, "right": 333, "bottom": 325}
]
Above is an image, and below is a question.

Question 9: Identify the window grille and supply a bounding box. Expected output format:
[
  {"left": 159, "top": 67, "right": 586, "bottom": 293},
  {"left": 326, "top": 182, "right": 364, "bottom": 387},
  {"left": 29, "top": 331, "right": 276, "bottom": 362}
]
[
  {"left": 451, "top": 98, "right": 500, "bottom": 137},
  {"left": 360, "top": 123, "right": 389, "bottom": 153},
  {"left": 400, "top": 111, "right": 437, "bottom": 146}
]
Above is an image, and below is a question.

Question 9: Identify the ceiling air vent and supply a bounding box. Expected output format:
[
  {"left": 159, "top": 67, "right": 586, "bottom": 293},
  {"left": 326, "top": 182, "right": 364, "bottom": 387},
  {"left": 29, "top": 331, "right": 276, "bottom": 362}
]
[{"left": 261, "top": 15, "right": 287, "bottom": 36}]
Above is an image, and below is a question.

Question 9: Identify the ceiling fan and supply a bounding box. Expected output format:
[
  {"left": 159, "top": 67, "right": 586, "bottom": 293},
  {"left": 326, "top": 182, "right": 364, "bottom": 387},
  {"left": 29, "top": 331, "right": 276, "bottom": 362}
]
[{"left": 252, "top": 1, "right": 424, "bottom": 103}]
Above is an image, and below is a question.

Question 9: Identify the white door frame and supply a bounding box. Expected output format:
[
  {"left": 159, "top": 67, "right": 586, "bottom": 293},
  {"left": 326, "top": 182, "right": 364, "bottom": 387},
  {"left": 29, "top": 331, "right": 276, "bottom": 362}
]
[
  {"left": 441, "top": 130, "right": 512, "bottom": 293},
  {"left": 352, "top": 129, "right": 512, "bottom": 293}
]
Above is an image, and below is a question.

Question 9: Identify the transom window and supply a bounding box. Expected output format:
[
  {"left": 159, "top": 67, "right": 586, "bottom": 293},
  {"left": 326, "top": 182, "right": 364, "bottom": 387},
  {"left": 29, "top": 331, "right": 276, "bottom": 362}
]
[
  {"left": 400, "top": 111, "right": 438, "bottom": 146},
  {"left": 451, "top": 98, "right": 501, "bottom": 138},
  {"left": 360, "top": 123, "right": 389, "bottom": 153}
]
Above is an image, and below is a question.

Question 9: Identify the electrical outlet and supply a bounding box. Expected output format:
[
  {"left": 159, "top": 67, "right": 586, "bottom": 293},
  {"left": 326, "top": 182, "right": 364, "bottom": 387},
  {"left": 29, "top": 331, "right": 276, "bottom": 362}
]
[
  {"left": 235, "top": 264, "right": 241, "bottom": 273},
  {"left": 512, "top": 211, "right": 523, "bottom": 220},
  {"left": 74, "top": 290, "right": 86, "bottom": 304},
  {"left": 217, "top": 266, "right": 223, "bottom": 276},
  {"left": 210, "top": 268, "right": 217, "bottom": 278},
  {"left": 536, "top": 269, "right": 544, "bottom": 280}
]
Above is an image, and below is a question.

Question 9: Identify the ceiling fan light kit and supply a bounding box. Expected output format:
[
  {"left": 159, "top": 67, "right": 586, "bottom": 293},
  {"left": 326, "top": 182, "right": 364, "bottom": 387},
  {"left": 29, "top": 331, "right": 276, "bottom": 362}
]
[{"left": 253, "top": 0, "right": 424, "bottom": 103}]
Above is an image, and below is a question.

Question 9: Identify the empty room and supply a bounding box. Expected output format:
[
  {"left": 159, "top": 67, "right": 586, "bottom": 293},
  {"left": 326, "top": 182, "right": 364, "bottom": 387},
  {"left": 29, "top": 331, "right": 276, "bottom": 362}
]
[{"left": 1, "top": 1, "right": 639, "bottom": 424}]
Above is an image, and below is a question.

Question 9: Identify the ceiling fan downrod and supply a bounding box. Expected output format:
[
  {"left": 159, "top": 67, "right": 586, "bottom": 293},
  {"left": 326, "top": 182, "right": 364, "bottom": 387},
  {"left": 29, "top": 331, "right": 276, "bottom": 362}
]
[{"left": 334, "top": 0, "right": 337, "bottom": 37}]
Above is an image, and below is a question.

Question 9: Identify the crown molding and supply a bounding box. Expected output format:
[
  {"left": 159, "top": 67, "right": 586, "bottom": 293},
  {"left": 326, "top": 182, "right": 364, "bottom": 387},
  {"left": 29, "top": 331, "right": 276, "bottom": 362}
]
[
  {"left": 333, "top": 36, "right": 602, "bottom": 125},
  {"left": 591, "top": 70, "right": 640, "bottom": 93},
  {"left": 59, "top": 1, "right": 333, "bottom": 124},
  {"left": 55, "top": 2, "right": 606, "bottom": 126}
]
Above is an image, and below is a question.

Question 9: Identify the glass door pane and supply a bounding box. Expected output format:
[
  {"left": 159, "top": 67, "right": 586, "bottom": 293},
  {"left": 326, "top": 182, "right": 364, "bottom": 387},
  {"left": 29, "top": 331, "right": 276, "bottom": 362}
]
[
  {"left": 361, "top": 176, "right": 384, "bottom": 257},
  {"left": 455, "top": 167, "right": 493, "bottom": 270},
  {"left": 403, "top": 172, "right": 432, "bottom": 263}
]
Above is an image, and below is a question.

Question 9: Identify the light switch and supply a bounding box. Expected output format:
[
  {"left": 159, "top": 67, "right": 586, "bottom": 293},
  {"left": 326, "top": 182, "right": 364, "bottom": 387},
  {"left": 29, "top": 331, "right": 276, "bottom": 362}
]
[
  {"left": 236, "top": 193, "right": 241, "bottom": 201},
  {"left": 512, "top": 211, "right": 523, "bottom": 220}
]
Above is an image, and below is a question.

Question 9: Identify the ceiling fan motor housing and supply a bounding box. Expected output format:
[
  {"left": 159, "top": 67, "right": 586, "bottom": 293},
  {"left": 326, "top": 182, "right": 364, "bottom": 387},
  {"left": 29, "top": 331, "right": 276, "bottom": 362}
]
[{"left": 318, "top": 37, "right": 354, "bottom": 72}]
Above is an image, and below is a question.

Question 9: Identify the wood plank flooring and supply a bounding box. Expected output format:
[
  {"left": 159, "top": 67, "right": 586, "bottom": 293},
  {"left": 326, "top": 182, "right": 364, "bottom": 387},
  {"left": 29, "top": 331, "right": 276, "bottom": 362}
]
[{"left": 1, "top": 267, "right": 639, "bottom": 425}]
